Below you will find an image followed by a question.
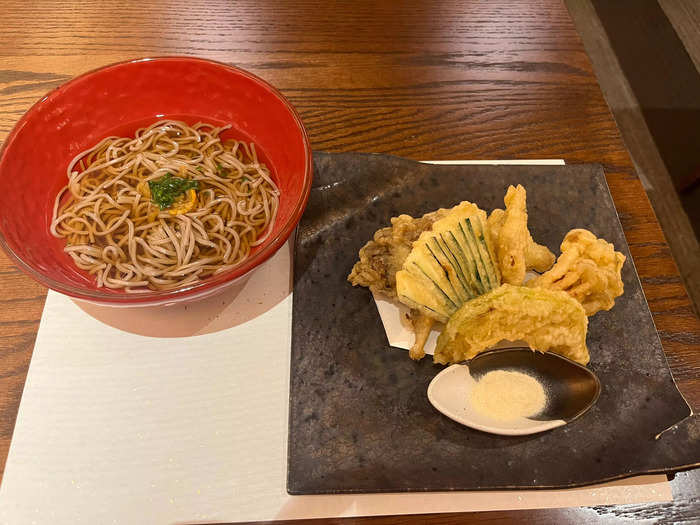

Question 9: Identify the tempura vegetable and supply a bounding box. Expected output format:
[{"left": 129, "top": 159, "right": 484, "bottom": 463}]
[
  {"left": 348, "top": 209, "right": 450, "bottom": 299},
  {"left": 407, "top": 311, "right": 435, "bottom": 361},
  {"left": 488, "top": 185, "right": 555, "bottom": 284},
  {"left": 527, "top": 229, "right": 625, "bottom": 316},
  {"left": 396, "top": 202, "right": 501, "bottom": 324},
  {"left": 347, "top": 207, "right": 453, "bottom": 360},
  {"left": 434, "top": 284, "right": 589, "bottom": 365}
]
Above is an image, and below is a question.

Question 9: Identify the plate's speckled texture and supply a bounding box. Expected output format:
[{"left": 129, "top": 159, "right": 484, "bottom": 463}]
[{"left": 288, "top": 152, "right": 699, "bottom": 495}]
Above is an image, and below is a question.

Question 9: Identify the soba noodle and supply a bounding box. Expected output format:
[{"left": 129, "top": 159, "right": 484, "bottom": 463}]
[{"left": 50, "top": 120, "right": 280, "bottom": 291}]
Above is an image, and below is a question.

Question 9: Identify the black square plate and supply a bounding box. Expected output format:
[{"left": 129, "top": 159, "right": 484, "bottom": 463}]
[{"left": 287, "top": 152, "right": 698, "bottom": 494}]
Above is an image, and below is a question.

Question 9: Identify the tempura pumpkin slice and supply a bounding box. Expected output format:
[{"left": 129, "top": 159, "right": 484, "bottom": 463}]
[{"left": 434, "top": 284, "right": 589, "bottom": 365}]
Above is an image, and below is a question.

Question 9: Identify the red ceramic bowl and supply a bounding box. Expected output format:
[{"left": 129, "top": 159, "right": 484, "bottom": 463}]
[{"left": 0, "top": 57, "right": 312, "bottom": 306}]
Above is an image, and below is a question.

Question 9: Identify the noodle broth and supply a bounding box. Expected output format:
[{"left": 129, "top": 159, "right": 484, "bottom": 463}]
[{"left": 50, "top": 116, "right": 281, "bottom": 293}]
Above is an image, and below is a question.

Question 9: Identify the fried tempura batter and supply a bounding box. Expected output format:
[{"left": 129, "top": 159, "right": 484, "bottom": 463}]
[
  {"left": 434, "top": 284, "right": 589, "bottom": 365},
  {"left": 348, "top": 209, "right": 449, "bottom": 298},
  {"left": 527, "top": 229, "right": 625, "bottom": 316},
  {"left": 348, "top": 209, "right": 449, "bottom": 360},
  {"left": 348, "top": 187, "right": 617, "bottom": 366},
  {"left": 488, "top": 185, "right": 555, "bottom": 284},
  {"left": 407, "top": 310, "right": 435, "bottom": 361}
]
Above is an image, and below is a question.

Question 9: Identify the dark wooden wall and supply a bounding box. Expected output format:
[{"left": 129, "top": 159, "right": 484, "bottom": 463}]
[{"left": 591, "top": 0, "right": 700, "bottom": 236}]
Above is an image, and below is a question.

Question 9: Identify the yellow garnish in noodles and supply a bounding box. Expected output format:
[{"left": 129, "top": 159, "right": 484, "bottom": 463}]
[{"left": 168, "top": 188, "right": 198, "bottom": 216}]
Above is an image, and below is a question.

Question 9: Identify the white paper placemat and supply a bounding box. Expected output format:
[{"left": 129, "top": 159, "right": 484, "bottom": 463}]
[{"left": 0, "top": 160, "right": 671, "bottom": 524}]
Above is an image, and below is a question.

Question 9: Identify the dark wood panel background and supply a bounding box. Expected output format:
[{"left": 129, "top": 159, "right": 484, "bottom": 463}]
[{"left": 0, "top": 0, "right": 697, "bottom": 522}]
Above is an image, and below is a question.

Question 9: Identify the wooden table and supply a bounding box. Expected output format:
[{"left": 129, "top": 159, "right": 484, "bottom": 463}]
[{"left": 0, "top": 0, "right": 697, "bottom": 522}]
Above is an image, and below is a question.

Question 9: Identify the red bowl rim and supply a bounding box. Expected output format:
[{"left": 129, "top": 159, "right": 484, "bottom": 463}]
[{"left": 0, "top": 56, "right": 312, "bottom": 305}]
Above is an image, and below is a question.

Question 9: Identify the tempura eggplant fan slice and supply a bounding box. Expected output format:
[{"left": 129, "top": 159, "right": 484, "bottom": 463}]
[{"left": 394, "top": 201, "right": 503, "bottom": 359}]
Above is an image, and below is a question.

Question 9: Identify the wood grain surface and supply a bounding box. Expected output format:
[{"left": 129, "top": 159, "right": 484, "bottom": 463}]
[{"left": 0, "top": 0, "right": 697, "bottom": 522}]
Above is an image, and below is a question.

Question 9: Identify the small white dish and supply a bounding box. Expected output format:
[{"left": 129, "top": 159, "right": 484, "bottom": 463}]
[{"left": 427, "top": 348, "right": 601, "bottom": 436}]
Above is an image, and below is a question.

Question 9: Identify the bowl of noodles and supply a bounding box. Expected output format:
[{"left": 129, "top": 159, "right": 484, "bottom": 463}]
[{"left": 0, "top": 57, "right": 312, "bottom": 306}]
